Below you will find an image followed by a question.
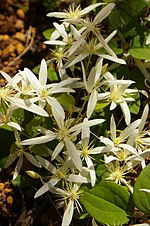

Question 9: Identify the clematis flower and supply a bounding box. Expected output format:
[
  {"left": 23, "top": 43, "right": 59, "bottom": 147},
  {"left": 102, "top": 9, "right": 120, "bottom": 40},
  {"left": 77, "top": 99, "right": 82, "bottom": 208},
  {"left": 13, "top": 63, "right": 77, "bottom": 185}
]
[
  {"left": 34, "top": 155, "right": 89, "bottom": 198},
  {"left": 48, "top": 182, "right": 83, "bottom": 226},
  {"left": 19, "top": 59, "right": 79, "bottom": 119},
  {"left": 78, "top": 118, "right": 105, "bottom": 186},
  {"left": 81, "top": 58, "right": 105, "bottom": 118},
  {"left": 45, "top": 23, "right": 85, "bottom": 47},
  {"left": 128, "top": 104, "right": 150, "bottom": 152},
  {"left": 63, "top": 3, "right": 126, "bottom": 65},
  {"left": 5, "top": 129, "right": 41, "bottom": 179},
  {"left": 0, "top": 104, "right": 21, "bottom": 131},
  {"left": 46, "top": 3, "right": 104, "bottom": 20},
  {"left": 0, "top": 71, "right": 49, "bottom": 117},
  {"left": 21, "top": 107, "right": 104, "bottom": 171},
  {"left": 106, "top": 161, "right": 133, "bottom": 192},
  {"left": 98, "top": 76, "right": 138, "bottom": 125},
  {"left": 64, "top": 30, "right": 125, "bottom": 69},
  {"left": 99, "top": 115, "right": 142, "bottom": 161},
  {"left": 127, "top": 104, "right": 150, "bottom": 168}
]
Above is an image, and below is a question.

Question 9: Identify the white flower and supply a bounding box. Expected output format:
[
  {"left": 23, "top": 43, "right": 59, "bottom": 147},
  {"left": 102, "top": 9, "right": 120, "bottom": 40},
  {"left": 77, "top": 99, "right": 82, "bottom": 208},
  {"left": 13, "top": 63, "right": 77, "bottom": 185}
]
[
  {"left": 20, "top": 59, "right": 78, "bottom": 118},
  {"left": 106, "top": 161, "right": 133, "bottom": 192},
  {"left": 128, "top": 104, "right": 150, "bottom": 151},
  {"left": 0, "top": 71, "right": 49, "bottom": 117},
  {"left": 21, "top": 107, "right": 104, "bottom": 171},
  {"left": 99, "top": 115, "right": 142, "bottom": 161},
  {"left": 127, "top": 104, "right": 150, "bottom": 168},
  {"left": 48, "top": 182, "right": 83, "bottom": 226},
  {"left": 45, "top": 23, "right": 84, "bottom": 47},
  {"left": 0, "top": 104, "right": 21, "bottom": 131},
  {"left": 46, "top": 3, "right": 104, "bottom": 20},
  {"left": 34, "top": 155, "right": 89, "bottom": 198},
  {"left": 5, "top": 130, "right": 41, "bottom": 179},
  {"left": 82, "top": 58, "right": 105, "bottom": 118},
  {"left": 64, "top": 30, "right": 125, "bottom": 68},
  {"left": 64, "top": 3, "right": 126, "bottom": 65},
  {"left": 98, "top": 76, "right": 137, "bottom": 124},
  {"left": 78, "top": 118, "right": 104, "bottom": 186}
]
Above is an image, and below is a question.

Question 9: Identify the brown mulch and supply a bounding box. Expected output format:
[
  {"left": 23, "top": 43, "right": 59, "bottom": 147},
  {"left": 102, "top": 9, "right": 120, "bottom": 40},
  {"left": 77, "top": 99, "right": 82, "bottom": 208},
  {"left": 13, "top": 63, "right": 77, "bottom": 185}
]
[{"left": 0, "top": 0, "right": 49, "bottom": 85}]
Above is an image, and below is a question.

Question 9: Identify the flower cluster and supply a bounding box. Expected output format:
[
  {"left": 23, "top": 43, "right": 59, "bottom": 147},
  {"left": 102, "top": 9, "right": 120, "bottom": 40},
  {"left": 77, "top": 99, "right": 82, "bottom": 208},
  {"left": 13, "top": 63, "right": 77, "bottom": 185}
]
[{"left": 0, "top": 2, "right": 150, "bottom": 226}]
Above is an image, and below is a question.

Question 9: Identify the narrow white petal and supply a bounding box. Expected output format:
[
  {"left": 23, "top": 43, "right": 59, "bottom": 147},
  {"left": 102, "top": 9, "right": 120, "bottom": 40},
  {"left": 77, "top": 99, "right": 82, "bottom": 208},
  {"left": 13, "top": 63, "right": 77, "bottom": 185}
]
[
  {"left": 13, "top": 155, "right": 23, "bottom": 180},
  {"left": 82, "top": 118, "right": 90, "bottom": 147},
  {"left": 93, "top": 3, "right": 115, "bottom": 26},
  {"left": 51, "top": 142, "right": 64, "bottom": 161},
  {"left": 36, "top": 155, "right": 56, "bottom": 173},
  {"left": 99, "top": 54, "right": 126, "bottom": 64},
  {"left": 44, "top": 40, "right": 66, "bottom": 45},
  {"left": 87, "top": 67, "right": 96, "bottom": 92},
  {"left": 0, "top": 71, "right": 19, "bottom": 90},
  {"left": 105, "top": 155, "right": 119, "bottom": 163},
  {"left": 110, "top": 115, "right": 116, "bottom": 141},
  {"left": 65, "top": 137, "right": 82, "bottom": 171},
  {"left": 80, "top": 3, "right": 105, "bottom": 16},
  {"left": 127, "top": 129, "right": 138, "bottom": 146},
  {"left": 120, "top": 101, "right": 131, "bottom": 125},
  {"left": 21, "top": 133, "right": 57, "bottom": 145},
  {"left": 118, "top": 144, "right": 140, "bottom": 157},
  {"left": 64, "top": 53, "right": 88, "bottom": 69},
  {"left": 53, "top": 22, "right": 67, "bottom": 40},
  {"left": 98, "top": 92, "right": 110, "bottom": 100},
  {"left": 62, "top": 200, "right": 74, "bottom": 226},
  {"left": 87, "top": 90, "right": 98, "bottom": 118},
  {"left": 85, "top": 156, "right": 96, "bottom": 187},
  {"left": 110, "top": 101, "right": 117, "bottom": 110},
  {"left": 39, "top": 59, "right": 47, "bottom": 86},
  {"left": 119, "top": 119, "right": 141, "bottom": 142},
  {"left": 70, "top": 118, "right": 105, "bottom": 133},
  {"left": 138, "top": 104, "right": 149, "bottom": 133},
  {"left": 67, "top": 174, "right": 89, "bottom": 183},
  {"left": 68, "top": 31, "right": 87, "bottom": 57},
  {"left": 95, "top": 58, "right": 103, "bottom": 82},
  {"left": 24, "top": 152, "right": 41, "bottom": 167},
  {"left": 34, "top": 182, "right": 50, "bottom": 198},
  {"left": 88, "top": 146, "right": 105, "bottom": 154},
  {"left": 5, "top": 152, "right": 18, "bottom": 168},
  {"left": 46, "top": 96, "right": 65, "bottom": 120},
  {"left": 9, "top": 98, "right": 49, "bottom": 117},
  {"left": 7, "top": 122, "right": 21, "bottom": 131},
  {"left": 94, "top": 31, "right": 116, "bottom": 57},
  {"left": 46, "top": 12, "right": 68, "bottom": 18},
  {"left": 140, "top": 189, "right": 150, "bottom": 193},
  {"left": 24, "top": 68, "right": 42, "bottom": 92}
]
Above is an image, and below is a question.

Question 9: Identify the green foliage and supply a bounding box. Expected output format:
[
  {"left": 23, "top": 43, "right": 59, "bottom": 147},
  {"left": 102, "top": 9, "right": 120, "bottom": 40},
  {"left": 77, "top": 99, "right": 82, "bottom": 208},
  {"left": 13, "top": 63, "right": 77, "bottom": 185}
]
[
  {"left": 129, "top": 48, "right": 150, "bottom": 60},
  {"left": 133, "top": 164, "right": 150, "bottom": 213},
  {"left": 80, "top": 182, "right": 130, "bottom": 225}
]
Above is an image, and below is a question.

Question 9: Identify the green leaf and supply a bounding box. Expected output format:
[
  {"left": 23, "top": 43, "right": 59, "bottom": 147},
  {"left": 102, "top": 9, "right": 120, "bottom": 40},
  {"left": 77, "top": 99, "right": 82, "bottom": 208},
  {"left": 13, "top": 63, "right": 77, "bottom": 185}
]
[
  {"left": 42, "top": 28, "right": 55, "bottom": 40},
  {"left": 129, "top": 48, "right": 150, "bottom": 60},
  {"left": 47, "top": 65, "right": 58, "bottom": 82},
  {"left": 80, "top": 181, "right": 130, "bottom": 226},
  {"left": 129, "top": 91, "right": 140, "bottom": 114},
  {"left": 12, "top": 175, "right": 22, "bottom": 187},
  {"left": 95, "top": 100, "right": 110, "bottom": 110},
  {"left": 57, "top": 93, "right": 75, "bottom": 114},
  {"left": 0, "top": 124, "right": 13, "bottom": 131},
  {"left": 26, "top": 116, "right": 41, "bottom": 136},
  {"left": 12, "top": 175, "right": 28, "bottom": 187},
  {"left": 133, "top": 164, "right": 150, "bottom": 213},
  {"left": 96, "top": 164, "right": 107, "bottom": 177},
  {"left": 31, "top": 144, "right": 50, "bottom": 157}
]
